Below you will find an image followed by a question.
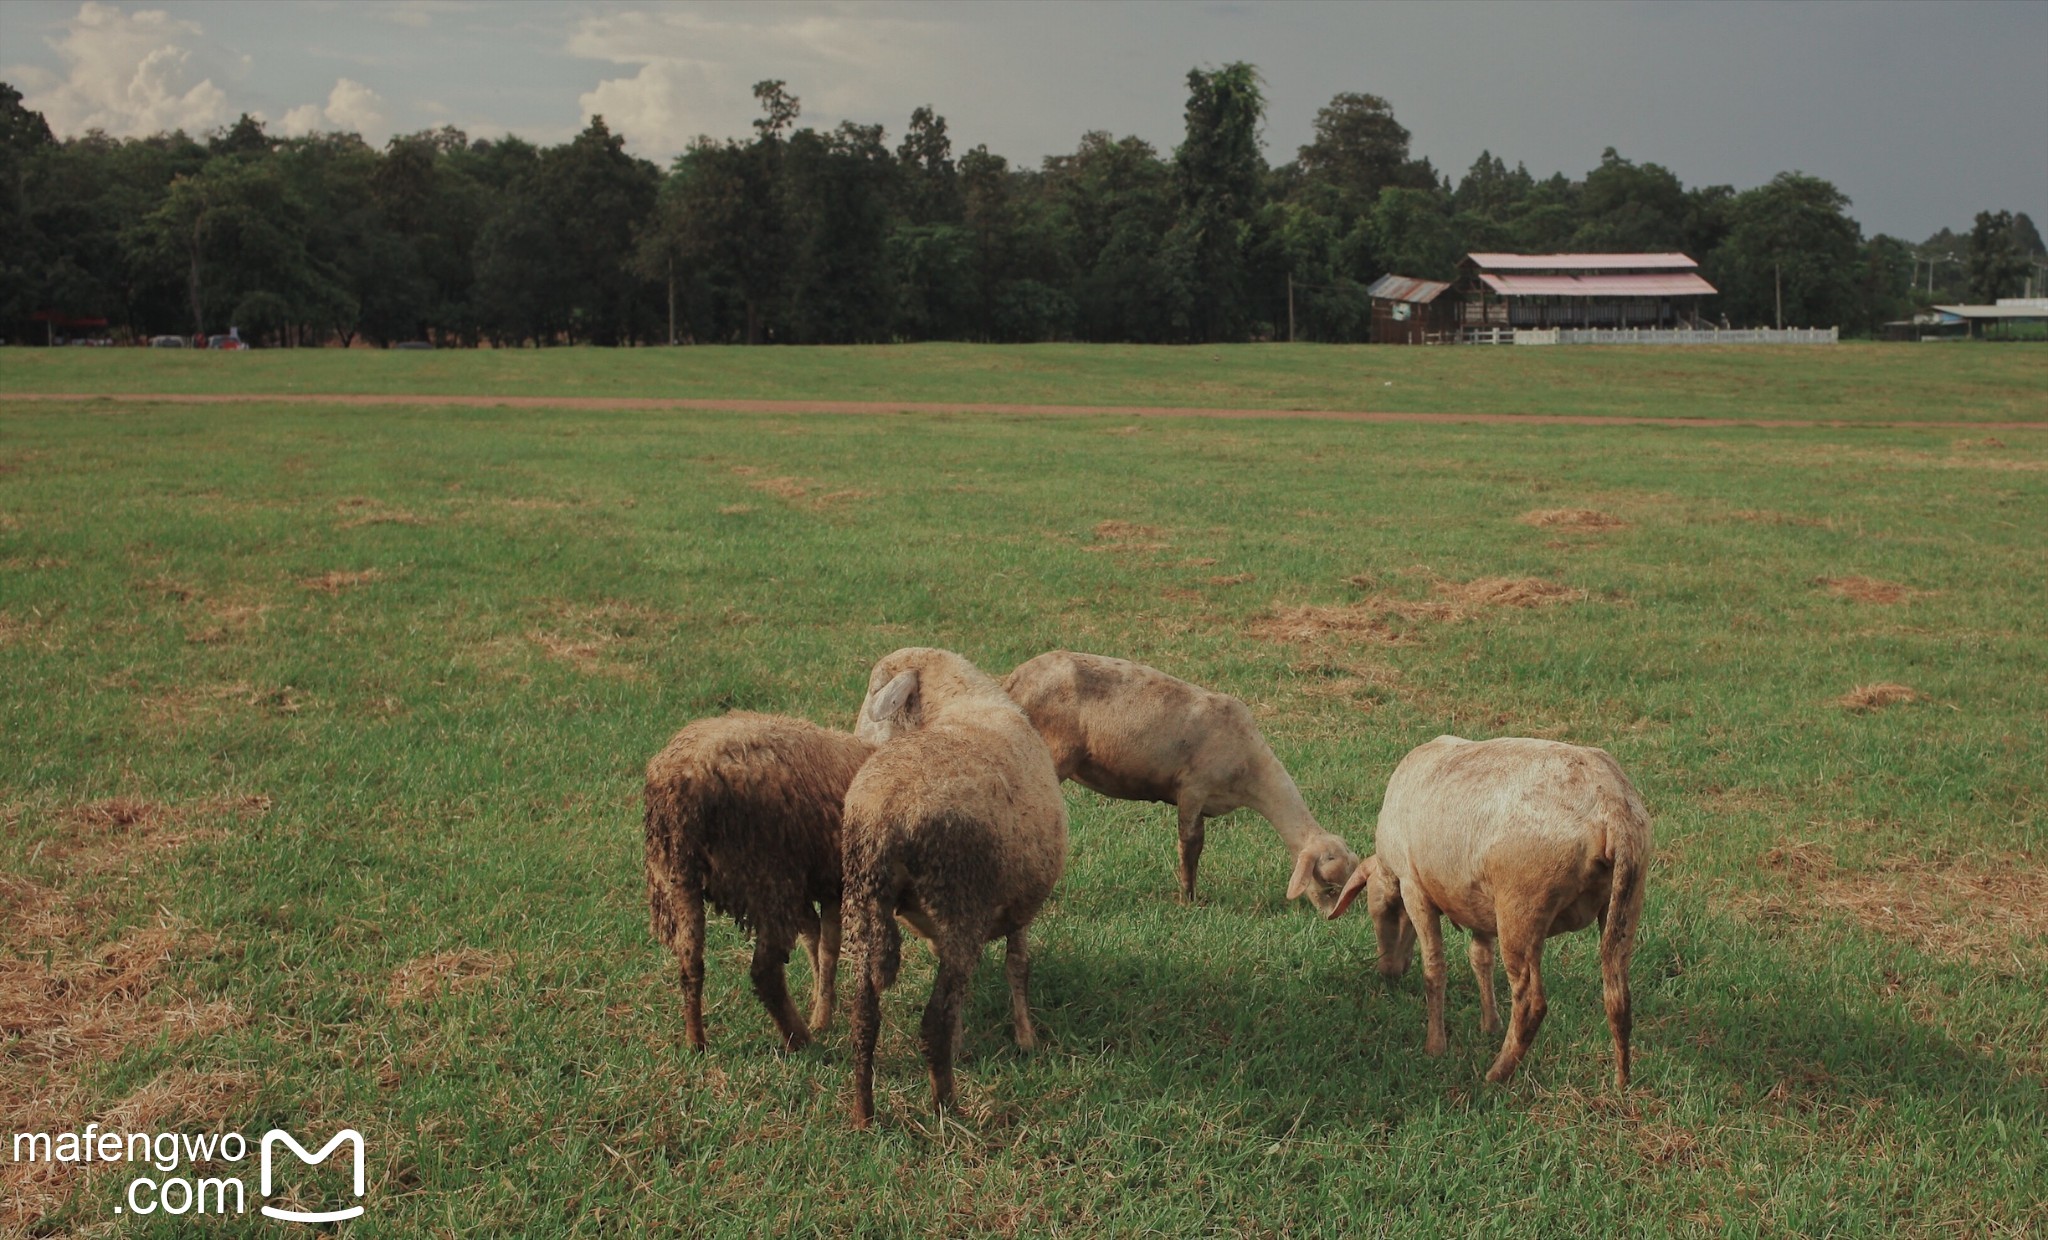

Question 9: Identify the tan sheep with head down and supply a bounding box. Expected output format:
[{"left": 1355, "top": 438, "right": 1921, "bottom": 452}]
[{"left": 1001, "top": 650, "right": 1359, "bottom": 912}]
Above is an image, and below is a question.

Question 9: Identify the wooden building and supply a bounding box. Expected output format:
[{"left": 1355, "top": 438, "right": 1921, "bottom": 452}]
[
  {"left": 1456, "top": 253, "right": 1715, "bottom": 331},
  {"left": 1367, "top": 274, "right": 1455, "bottom": 344}
]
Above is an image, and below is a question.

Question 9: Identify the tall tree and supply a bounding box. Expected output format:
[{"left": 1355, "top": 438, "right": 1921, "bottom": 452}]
[
  {"left": 1169, "top": 62, "right": 1267, "bottom": 341},
  {"left": 1965, "top": 210, "right": 2029, "bottom": 303},
  {"left": 897, "top": 105, "right": 961, "bottom": 226},
  {"left": 1717, "top": 172, "right": 1861, "bottom": 328},
  {"left": 1296, "top": 92, "right": 1412, "bottom": 219}
]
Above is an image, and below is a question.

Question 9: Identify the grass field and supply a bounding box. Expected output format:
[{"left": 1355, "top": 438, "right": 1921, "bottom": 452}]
[
  {"left": 3, "top": 348, "right": 2046, "bottom": 1235},
  {"left": 4, "top": 340, "right": 2046, "bottom": 424}
]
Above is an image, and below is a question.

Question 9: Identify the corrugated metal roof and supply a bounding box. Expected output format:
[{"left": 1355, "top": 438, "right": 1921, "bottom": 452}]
[
  {"left": 1479, "top": 272, "right": 1717, "bottom": 297},
  {"left": 1932, "top": 303, "right": 2048, "bottom": 319},
  {"left": 1466, "top": 252, "right": 1699, "bottom": 271},
  {"left": 1366, "top": 274, "right": 1452, "bottom": 303}
]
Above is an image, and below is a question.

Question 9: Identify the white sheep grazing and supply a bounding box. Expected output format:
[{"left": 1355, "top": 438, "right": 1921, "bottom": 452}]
[
  {"left": 1330, "top": 736, "right": 1651, "bottom": 1088},
  {"left": 1001, "top": 650, "right": 1359, "bottom": 912},
  {"left": 842, "top": 647, "right": 1068, "bottom": 1129},
  {"left": 644, "top": 712, "right": 875, "bottom": 1052}
]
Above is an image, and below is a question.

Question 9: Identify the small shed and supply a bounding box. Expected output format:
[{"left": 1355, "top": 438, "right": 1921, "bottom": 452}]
[{"left": 1367, "top": 274, "right": 1454, "bottom": 344}]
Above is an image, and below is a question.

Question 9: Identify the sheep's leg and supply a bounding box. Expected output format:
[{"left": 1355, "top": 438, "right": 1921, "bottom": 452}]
[
  {"left": 1469, "top": 932, "right": 1500, "bottom": 1034},
  {"left": 850, "top": 963, "right": 880, "bottom": 1129},
  {"left": 1174, "top": 799, "right": 1207, "bottom": 902},
  {"left": 749, "top": 928, "right": 811, "bottom": 1053},
  {"left": 1408, "top": 894, "right": 1450, "bottom": 1057},
  {"left": 1600, "top": 908, "right": 1640, "bottom": 1091},
  {"left": 665, "top": 864, "right": 708, "bottom": 1052},
  {"left": 1005, "top": 929, "right": 1036, "bottom": 1051},
  {"left": 808, "top": 901, "right": 842, "bottom": 1034},
  {"left": 1486, "top": 907, "right": 1552, "bottom": 1084},
  {"left": 920, "top": 941, "right": 976, "bottom": 1114}
]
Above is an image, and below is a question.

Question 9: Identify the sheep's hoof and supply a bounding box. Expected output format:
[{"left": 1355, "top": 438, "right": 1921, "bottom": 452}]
[
  {"left": 1484, "top": 1059, "right": 1519, "bottom": 1084},
  {"left": 1423, "top": 1037, "right": 1448, "bottom": 1058}
]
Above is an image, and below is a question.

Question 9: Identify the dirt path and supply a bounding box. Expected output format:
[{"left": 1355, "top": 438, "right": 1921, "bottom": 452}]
[{"left": 4, "top": 391, "right": 2043, "bottom": 431}]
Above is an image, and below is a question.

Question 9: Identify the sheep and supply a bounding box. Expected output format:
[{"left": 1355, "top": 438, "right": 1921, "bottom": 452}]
[
  {"left": 643, "top": 711, "right": 876, "bottom": 1053},
  {"left": 1329, "top": 735, "right": 1650, "bottom": 1088},
  {"left": 1000, "top": 650, "right": 1359, "bottom": 912},
  {"left": 842, "top": 647, "right": 1068, "bottom": 1129}
]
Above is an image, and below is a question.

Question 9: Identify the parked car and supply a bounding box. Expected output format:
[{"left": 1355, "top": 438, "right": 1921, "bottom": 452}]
[
  {"left": 149, "top": 335, "right": 188, "bottom": 348},
  {"left": 208, "top": 336, "right": 245, "bottom": 350},
  {"left": 394, "top": 340, "right": 435, "bottom": 350}
]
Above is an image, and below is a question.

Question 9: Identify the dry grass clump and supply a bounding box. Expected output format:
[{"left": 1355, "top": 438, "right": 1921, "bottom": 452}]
[
  {"left": 1518, "top": 508, "right": 1627, "bottom": 531},
  {"left": 1205, "top": 573, "right": 1254, "bottom": 587},
  {"left": 300, "top": 568, "right": 383, "bottom": 593},
  {"left": 524, "top": 599, "right": 671, "bottom": 679},
  {"left": 1085, "top": 519, "right": 1169, "bottom": 553},
  {"left": 1248, "top": 603, "right": 1408, "bottom": 647},
  {"left": 386, "top": 948, "right": 514, "bottom": 1006},
  {"left": 1437, "top": 576, "right": 1586, "bottom": 609},
  {"left": 1833, "top": 682, "right": 1922, "bottom": 712},
  {"left": 1251, "top": 573, "right": 1586, "bottom": 650},
  {"left": 1815, "top": 576, "right": 1917, "bottom": 605},
  {"left": 1750, "top": 843, "right": 2048, "bottom": 963},
  {"left": 1, "top": 555, "right": 69, "bottom": 571},
  {"left": 0, "top": 793, "right": 263, "bottom": 1229}
]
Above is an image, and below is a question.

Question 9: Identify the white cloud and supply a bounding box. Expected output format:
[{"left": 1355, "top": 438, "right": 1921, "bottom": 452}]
[
  {"left": 567, "top": 6, "right": 953, "bottom": 156},
  {"left": 278, "top": 77, "right": 390, "bottom": 138},
  {"left": 18, "top": 1, "right": 231, "bottom": 137}
]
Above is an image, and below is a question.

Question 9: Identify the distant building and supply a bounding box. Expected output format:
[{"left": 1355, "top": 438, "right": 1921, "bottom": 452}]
[
  {"left": 1927, "top": 299, "right": 2048, "bottom": 339},
  {"left": 1457, "top": 253, "right": 1716, "bottom": 332},
  {"left": 1366, "top": 274, "right": 1454, "bottom": 344}
]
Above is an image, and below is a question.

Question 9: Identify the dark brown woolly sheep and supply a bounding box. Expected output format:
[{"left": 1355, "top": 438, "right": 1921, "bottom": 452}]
[
  {"left": 643, "top": 712, "right": 875, "bottom": 1052},
  {"left": 842, "top": 648, "right": 1068, "bottom": 1129},
  {"left": 1001, "top": 650, "right": 1360, "bottom": 912}
]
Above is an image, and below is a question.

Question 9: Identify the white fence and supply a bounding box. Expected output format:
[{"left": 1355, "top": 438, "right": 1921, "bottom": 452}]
[{"left": 1505, "top": 326, "right": 1838, "bottom": 346}]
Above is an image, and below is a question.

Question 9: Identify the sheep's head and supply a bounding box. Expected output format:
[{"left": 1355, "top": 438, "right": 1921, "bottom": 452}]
[
  {"left": 1286, "top": 835, "right": 1361, "bottom": 916},
  {"left": 856, "top": 665, "right": 923, "bottom": 743},
  {"left": 1327, "top": 855, "right": 1415, "bottom": 977}
]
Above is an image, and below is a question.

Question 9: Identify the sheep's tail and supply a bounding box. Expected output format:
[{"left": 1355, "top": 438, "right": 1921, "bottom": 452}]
[
  {"left": 1599, "top": 781, "right": 1650, "bottom": 1090},
  {"left": 843, "top": 808, "right": 901, "bottom": 1129},
  {"left": 645, "top": 774, "right": 707, "bottom": 1049}
]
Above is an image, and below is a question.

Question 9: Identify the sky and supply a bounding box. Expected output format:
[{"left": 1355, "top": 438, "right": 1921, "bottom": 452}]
[{"left": 2, "top": 0, "right": 2042, "bottom": 243}]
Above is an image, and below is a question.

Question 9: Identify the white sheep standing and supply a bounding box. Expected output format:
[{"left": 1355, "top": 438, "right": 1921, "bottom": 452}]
[
  {"left": 841, "top": 647, "right": 1068, "bottom": 1129},
  {"left": 1001, "top": 650, "right": 1359, "bottom": 912},
  {"left": 643, "top": 712, "right": 875, "bottom": 1052},
  {"left": 1330, "top": 735, "right": 1651, "bottom": 1087}
]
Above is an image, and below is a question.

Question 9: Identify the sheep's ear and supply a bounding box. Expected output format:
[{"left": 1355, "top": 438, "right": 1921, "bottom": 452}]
[
  {"left": 867, "top": 670, "right": 918, "bottom": 722},
  {"left": 1286, "top": 849, "right": 1319, "bottom": 901},
  {"left": 1327, "top": 856, "right": 1378, "bottom": 920}
]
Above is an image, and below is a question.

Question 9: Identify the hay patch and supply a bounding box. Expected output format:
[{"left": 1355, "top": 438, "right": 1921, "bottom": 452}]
[
  {"left": 0, "top": 791, "right": 258, "bottom": 1229},
  {"left": 387, "top": 948, "right": 514, "bottom": 1006},
  {"left": 1833, "top": 682, "right": 1922, "bottom": 712},
  {"left": 1205, "top": 573, "right": 1254, "bottom": 587},
  {"left": 1437, "top": 576, "right": 1586, "bottom": 609},
  {"left": 1518, "top": 508, "right": 1627, "bottom": 532},
  {"left": 717, "top": 503, "right": 757, "bottom": 515},
  {"left": 1816, "top": 575, "right": 1918, "bottom": 605},
  {"left": 1751, "top": 844, "right": 2048, "bottom": 963},
  {"left": 1, "top": 555, "right": 69, "bottom": 571},
  {"left": 1084, "top": 519, "right": 1169, "bottom": 553},
  {"left": 300, "top": 568, "right": 383, "bottom": 593},
  {"left": 1250, "top": 574, "right": 1585, "bottom": 650},
  {"left": 727, "top": 466, "right": 876, "bottom": 510},
  {"left": 524, "top": 599, "right": 671, "bottom": 680}
]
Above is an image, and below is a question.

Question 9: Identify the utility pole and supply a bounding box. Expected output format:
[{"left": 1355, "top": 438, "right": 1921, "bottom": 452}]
[
  {"left": 1286, "top": 273, "right": 1296, "bottom": 344},
  {"left": 666, "top": 255, "right": 677, "bottom": 346}
]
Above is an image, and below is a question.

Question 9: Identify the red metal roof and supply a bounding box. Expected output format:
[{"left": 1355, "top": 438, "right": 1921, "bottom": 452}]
[
  {"left": 1479, "top": 272, "right": 1717, "bottom": 297},
  {"left": 1366, "top": 274, "right": 1452, "bottom": 303},
  {"left": 1466, "top": 252, "right": 1698, "bottom": 271}
]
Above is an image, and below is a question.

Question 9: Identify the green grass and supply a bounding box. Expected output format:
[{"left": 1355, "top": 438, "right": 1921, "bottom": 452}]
[
  {"left": 2, "top": 357, "right": 2045, "bottom": 1235},
  {"left": 4, "top": 339, "right": 2046, "bottom": 423}
]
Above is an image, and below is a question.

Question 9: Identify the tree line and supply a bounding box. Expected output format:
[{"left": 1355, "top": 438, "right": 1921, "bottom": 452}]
[{"left": 3, "top": 70, "right": 2041, "bottom": 347}]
